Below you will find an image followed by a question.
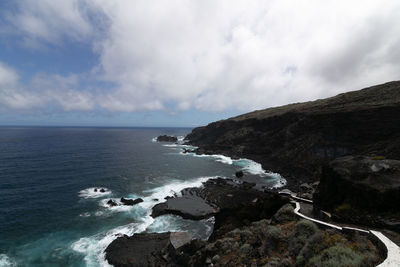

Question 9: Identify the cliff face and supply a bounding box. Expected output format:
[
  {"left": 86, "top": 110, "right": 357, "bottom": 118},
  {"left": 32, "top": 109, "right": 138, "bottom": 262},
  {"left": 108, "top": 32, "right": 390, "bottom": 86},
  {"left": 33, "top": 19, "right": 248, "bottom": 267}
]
[{"left": 186, "top": 81, "right": 400, "bottom": 186}]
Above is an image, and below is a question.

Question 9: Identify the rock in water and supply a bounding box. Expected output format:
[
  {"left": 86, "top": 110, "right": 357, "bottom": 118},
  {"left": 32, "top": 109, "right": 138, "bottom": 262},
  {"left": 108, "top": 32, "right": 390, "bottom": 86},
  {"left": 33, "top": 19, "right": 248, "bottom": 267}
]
[
  {"left": 235, "top": 171, "right": 244, "bottom": 178},
  {"left": 107, "top": 199, "right": 118, "bottom": 206},
  {"left": 156, "top": 135, "right": 178, "bottom": 142},
  {"left": 120, "top": 197, "right": 144, "bottom": 206}
]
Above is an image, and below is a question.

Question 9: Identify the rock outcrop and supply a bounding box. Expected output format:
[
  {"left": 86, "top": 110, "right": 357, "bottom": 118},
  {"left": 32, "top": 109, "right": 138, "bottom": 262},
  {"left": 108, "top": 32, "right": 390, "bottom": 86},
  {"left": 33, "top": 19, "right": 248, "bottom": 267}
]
[
  {"left": 105, "top": 232, "right": 192, "bottom": 267},
  {"left": 314, "top": 156, "right": 400, "bottom": 232},
  {"left": 151, "top": 178, "right": 288, "bottom": 222},
  {"left": 186, "top": 81, "right": 400, "bottom": 187},
  {"left": 120, "top": 197, "right": 144, "bottom": 206},
  {"left": 156, "top": 135, "right": 178, "bottom": 142}
]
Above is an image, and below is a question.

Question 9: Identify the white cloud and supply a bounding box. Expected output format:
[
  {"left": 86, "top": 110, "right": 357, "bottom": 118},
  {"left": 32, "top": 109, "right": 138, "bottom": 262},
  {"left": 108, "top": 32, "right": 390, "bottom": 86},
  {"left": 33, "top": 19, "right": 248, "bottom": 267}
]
[
  {"left": 2, "top": 0, "right": 400, "bottom": 113},
  {"left": 4, "top": 0, "right": 95, "bottom": 47},
  {"left": 0, "top": 63, "right": 94, "bottom": 112},
  {"left": 0, "top": 62, "right": 44, "bottom": 109}
]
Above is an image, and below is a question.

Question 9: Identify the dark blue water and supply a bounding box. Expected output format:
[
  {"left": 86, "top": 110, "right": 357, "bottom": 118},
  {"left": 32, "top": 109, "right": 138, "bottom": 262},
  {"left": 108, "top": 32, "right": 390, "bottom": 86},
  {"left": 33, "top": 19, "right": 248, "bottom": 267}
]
[{"left": 0, "top": 127, "right": 284, "bottom": 266}]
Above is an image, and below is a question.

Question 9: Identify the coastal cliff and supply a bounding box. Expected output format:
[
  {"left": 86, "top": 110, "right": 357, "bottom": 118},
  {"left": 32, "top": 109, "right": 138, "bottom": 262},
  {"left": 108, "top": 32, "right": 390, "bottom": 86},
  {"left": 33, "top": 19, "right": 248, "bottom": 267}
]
[{"left": 186, "top": 81, "right": 400, "bottom": 187}]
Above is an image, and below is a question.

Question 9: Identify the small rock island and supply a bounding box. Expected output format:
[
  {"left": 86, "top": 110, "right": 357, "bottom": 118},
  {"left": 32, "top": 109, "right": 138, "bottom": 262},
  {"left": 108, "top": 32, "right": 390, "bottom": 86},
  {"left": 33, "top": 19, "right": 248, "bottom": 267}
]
[{"left": 156, "top": 135, "right": 178, "bottom": 142}]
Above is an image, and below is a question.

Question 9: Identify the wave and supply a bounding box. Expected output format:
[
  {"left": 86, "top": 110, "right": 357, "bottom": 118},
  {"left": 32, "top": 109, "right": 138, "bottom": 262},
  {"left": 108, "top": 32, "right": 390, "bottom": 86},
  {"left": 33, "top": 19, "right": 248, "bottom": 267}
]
[
  {"left": 152, "top": 135, "right": 185, "bottom": 143},
  {"left": 0, "top": 254, "right": 16, "bottom": 267},
  {"left": 141, "top": 176, "right": 216, "bottom": 208},
  {"left": 78, "top": 188, "right": 111, "bottom": 199},
  {"left": 147, "top": 215, "right": 214, "bottom": 240},
  {"left": 177, "top": 152, "right": 287, "bottom": 188},
  {"left": 72, "top": 217, "right": 154, "bottom": 267},
  {"left": 98, "top": 198, "right": 140, "bottom": 213},
  {"left": 162, "top": 144, "right": 198, "bottom": 150}
]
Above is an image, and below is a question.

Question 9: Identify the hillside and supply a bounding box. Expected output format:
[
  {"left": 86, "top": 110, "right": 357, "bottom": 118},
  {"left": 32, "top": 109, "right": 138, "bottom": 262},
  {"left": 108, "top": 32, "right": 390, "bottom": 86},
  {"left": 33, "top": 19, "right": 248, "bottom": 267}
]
[{"left": 186, "top": 81, "right": 400, "bottom": 187}]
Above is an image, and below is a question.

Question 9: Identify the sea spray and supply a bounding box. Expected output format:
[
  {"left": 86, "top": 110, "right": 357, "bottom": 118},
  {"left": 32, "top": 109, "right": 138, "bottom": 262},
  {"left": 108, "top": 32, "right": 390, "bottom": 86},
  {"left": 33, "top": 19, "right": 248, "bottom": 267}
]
[
  {"left": 0, "top": 254, "right": 16, "bottom": 267},
  {"left": 78, "top": 188, "right": 112, "bottom": 199},
  {"left": 175, "top": 149, "right": 287, "bottom": 188}
]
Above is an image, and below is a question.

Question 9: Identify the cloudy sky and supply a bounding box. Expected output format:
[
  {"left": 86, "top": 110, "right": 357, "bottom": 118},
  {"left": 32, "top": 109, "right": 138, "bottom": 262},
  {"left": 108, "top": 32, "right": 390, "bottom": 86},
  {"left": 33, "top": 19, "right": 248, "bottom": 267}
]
[{"left": 0, "top": 0, "right": 399, "bottom": 127}]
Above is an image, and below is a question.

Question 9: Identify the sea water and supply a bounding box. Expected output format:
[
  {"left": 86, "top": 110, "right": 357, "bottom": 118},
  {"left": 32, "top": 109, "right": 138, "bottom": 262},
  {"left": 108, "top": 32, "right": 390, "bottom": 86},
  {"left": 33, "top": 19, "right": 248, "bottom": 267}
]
[{"left": 0, "top": 127, "right": 285, "bottom": 266}]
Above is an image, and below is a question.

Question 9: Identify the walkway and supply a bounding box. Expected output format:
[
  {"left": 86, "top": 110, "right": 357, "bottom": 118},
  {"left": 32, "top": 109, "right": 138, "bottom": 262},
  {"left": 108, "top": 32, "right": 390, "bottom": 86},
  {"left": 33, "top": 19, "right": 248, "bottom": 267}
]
[{"left": 279, "top": 190, "right": 400, "bottom": 267}]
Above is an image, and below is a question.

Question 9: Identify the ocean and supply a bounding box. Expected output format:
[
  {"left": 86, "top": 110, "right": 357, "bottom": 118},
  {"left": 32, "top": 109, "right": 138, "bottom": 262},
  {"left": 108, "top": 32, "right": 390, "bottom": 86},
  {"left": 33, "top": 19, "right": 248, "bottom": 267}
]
[{"left": 0, "top": 127, "right": 284, "bottom": 266}]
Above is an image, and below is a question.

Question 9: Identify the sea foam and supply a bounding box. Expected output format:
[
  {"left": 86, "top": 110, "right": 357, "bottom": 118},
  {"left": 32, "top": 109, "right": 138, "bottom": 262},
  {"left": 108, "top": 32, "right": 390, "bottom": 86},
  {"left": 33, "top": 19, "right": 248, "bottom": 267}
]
[
  {"left": 72, "top": 217, "right": 154, "bottom": 267},
  {"left": 0, "top": 254, "right": 16, "bottom": 267},
  {"left": 177, "top": 151, "right": 287, "bottom": 188},
  {"left": 78, "top": 188, "right": 111, "bottom": 199}
]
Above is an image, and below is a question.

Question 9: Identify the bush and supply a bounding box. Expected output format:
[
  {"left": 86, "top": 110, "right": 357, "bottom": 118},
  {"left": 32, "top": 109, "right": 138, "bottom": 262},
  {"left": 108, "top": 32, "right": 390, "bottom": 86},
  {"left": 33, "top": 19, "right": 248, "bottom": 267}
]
[
  {"left": 289, "top": 220, "right": 318, "bottom": 255},
  {"left": 238, "top": 243, "right": 252, "bottom": 256},
  {"left": 308, "top": 244, "right": 363, "bottom": 267},
  {"left": 293, "top": 220, "right": 318, "bottom": 238},
  {"left": 371, "top": 155, "right": 386, "bottom": 160},
  {"left": 273, "top": 203, "right": 295, "bottom": 223},
  {"left": 263, "top": 257, "right": 292, "bottom": 267},
  {"left": 335, "top": 203, "right": 352, "bottom": 214},
  {"left": 266, "top": 225, "right": 284, "bottom": 243}
]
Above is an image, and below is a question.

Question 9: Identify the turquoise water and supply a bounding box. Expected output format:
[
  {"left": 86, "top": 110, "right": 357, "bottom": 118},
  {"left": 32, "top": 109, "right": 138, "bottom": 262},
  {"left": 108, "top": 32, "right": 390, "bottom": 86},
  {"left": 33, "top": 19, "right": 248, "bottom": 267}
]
[{"left": 0, "top": 127, "right": 284, "bottom": 266}]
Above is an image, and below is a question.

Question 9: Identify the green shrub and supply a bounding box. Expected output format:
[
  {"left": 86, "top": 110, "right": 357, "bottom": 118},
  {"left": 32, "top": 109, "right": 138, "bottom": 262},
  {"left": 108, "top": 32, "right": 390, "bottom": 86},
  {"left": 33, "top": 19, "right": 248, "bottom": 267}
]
[
  {"left": 273, "top": 203, "right": 295, "bottom": 223},
  {"left": 218, "top": 237, "right": 235, "bottom": 252},
  {"left": 295, "top": 232, "right": 325, "bottom": 266},
  {"left": 251, "top": 219, "right": 270, "bottom": 228},
  {"left": 266, "top": 225, "right": 284, "bottom": 243},
  {"left": 211, "top": 254, "right": 220, "bottom": 263},
  {"left": 308, "top": 244, "right": 363, "bottom": 267},
  {"left": 289, "top": 220, "right": 318, "bottom": 255},
  {"left": 371, "top": 155, "right": 386, "bottom": 160},
  {"left": 293, "top": 220, "right": 318, "bottom": 238},
  {"left": 335, "top": 203, "right": 352, "bottom": 213},
  {"left": 238, "top": 243, "right": 252, "bottom": 256}
]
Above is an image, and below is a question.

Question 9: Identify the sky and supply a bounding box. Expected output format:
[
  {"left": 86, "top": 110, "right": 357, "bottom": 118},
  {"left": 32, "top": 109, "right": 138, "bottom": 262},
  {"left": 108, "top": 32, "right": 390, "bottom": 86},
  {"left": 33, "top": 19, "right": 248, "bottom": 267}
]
[{"left": 0, "top": 0, "right": 399, "bottom": 127}]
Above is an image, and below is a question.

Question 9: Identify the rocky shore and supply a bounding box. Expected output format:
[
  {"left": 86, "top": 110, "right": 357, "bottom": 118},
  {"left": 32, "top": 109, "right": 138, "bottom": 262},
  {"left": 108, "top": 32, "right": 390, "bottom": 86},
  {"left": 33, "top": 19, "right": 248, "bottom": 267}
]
[
  {"left": 105, "top": 176, "right": 387, "bottom": 266},
  {"left": 105, "top": 81, "right": 400, "bottom": 266}
]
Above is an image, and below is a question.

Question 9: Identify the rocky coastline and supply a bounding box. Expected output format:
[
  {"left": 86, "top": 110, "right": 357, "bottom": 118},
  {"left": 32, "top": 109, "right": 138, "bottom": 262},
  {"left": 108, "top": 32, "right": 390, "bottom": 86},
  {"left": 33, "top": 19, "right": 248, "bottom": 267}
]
[
  {"left": 186, "top": 81, "right": 400, "bottom": 189},
  {"left": 105, "top": 81, "right": 400, "bottom": 266}
]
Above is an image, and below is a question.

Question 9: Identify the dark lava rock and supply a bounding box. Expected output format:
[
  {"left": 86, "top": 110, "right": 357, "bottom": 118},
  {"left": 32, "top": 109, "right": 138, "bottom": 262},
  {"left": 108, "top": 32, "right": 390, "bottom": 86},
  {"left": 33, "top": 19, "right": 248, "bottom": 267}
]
[
  {"left": 105, "top": 232, "right": 172, "bottom": 267},
  {"left": 94, "top": 188, "right": 98, "bottom": 192},
  {"left": 107, "top": 199, "right": 118, "bottom": 206},
  {"left": 156, "top": 135, "right": 178, "bottom": 142},
  {"left": 105, "top": 232, "right": 193, "bottom": 267},
  {"left": 151, "top": 178, "right": 290, "bottom": 238},
  {"left": 235, "top": 170, "right": 244, "bottom": 178},
  {"left": 100, "top": 188, "right": 105, "bottom": 193},
  {"left": 120, "top": 197, "right": 144, "bottom": 206},
  {"left": 152, "top": 196, "right": 214, "bottom": 220},
  {"left": 210, "top": 191, "right": 289, "bottom": 240},
  {"left": 186, "top": 81, "right": 400, "bottom": 189},
  {"left": 314, "top": 156, "right": 400, "bottom": 231},
  {"left": 152, "top": 178, "right": 255, "bottom": 220},
  {"left": 314, "top": 156, "right": 400, "bottom": 212}
]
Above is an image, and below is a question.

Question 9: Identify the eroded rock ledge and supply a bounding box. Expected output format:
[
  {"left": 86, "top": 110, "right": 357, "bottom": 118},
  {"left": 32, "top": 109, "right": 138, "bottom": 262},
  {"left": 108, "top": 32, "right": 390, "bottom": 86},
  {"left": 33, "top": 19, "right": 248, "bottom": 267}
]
[{"left": 314, "top": 156, "right": 400, "bottom": 232}]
